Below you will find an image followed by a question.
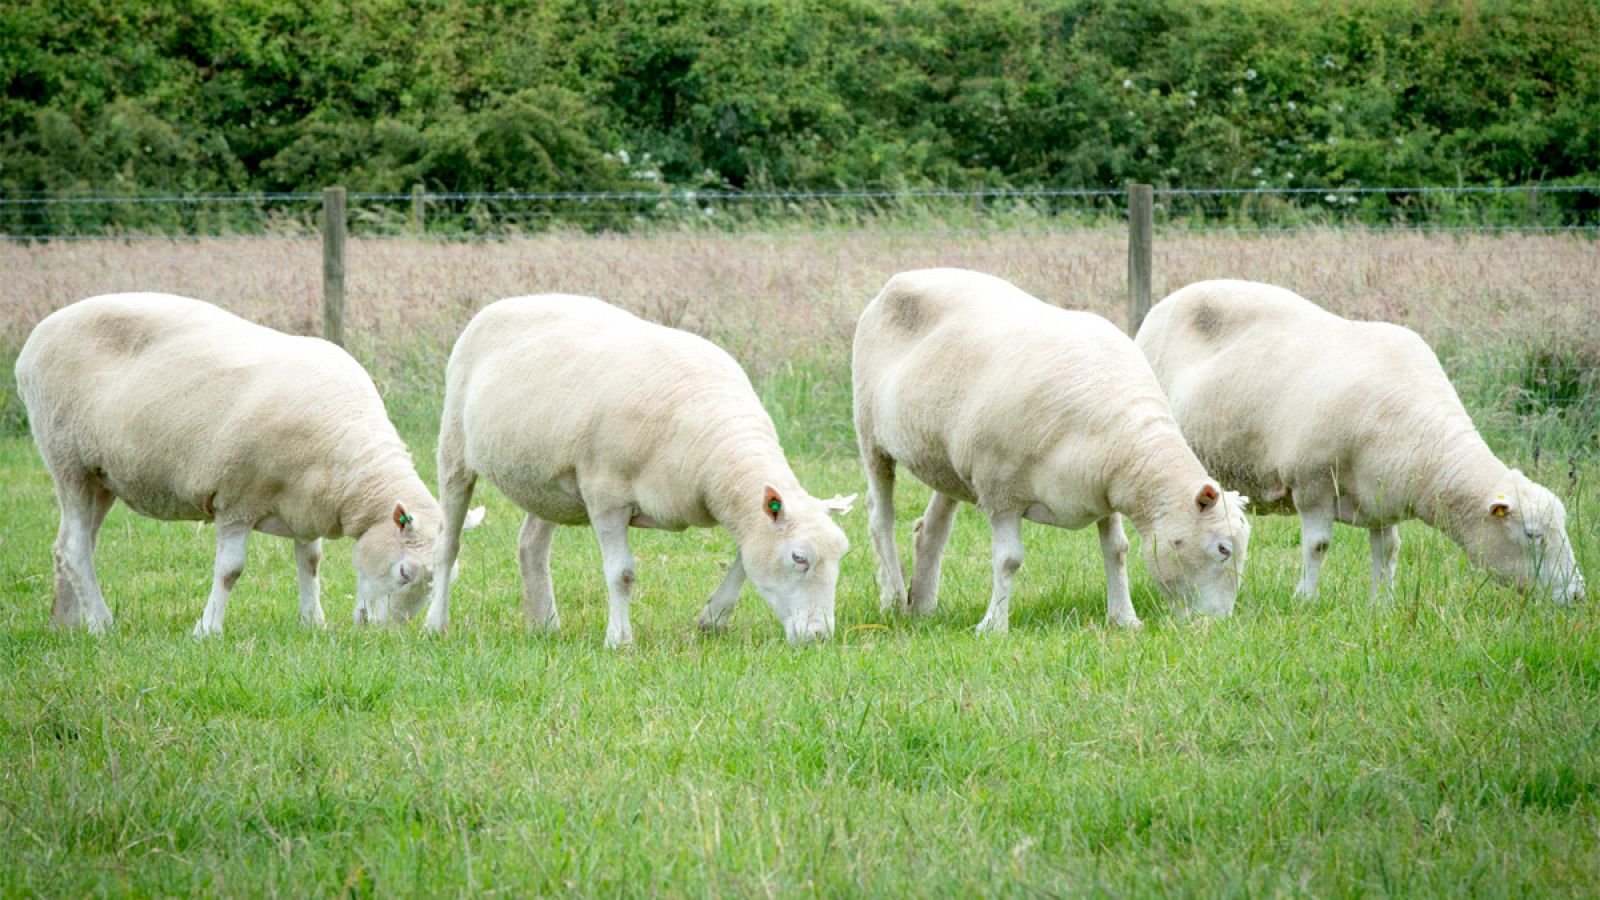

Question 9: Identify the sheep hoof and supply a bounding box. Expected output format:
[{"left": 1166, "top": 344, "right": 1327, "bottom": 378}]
[
  {"left": 907, "top": 591, "right": 939, "bottom": 617},
  {"left": 605, "top": 625, "right": 634, "bottom": 649},
  {"left": 1110, "top": 614, "right": 1143, "bottom": 630},
  {"left": 975, "top": 615, "right": 1008, "bottom": 637},
  {"left": 696, "top": 606, "right": 731, "bottom": 632},
  {"left": 191, "top": 619, "right": 221, "bottom": 639}
]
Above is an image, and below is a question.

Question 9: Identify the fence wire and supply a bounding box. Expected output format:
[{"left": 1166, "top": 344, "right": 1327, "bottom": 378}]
[{"left": 2, "top": 184, "right": 1598, "bottom": 241}]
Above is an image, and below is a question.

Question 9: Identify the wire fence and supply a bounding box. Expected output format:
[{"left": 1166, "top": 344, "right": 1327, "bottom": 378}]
[
  {"left": 3, "top": 184, "right": 1599, "bottom": 241},
  {"left": 1, "top": 184, "right": 1596, "bottom": 468}
]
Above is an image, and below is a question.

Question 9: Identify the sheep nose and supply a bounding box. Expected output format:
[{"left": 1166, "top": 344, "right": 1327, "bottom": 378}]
[{"left": 786, "top": 614, "right": 832, "bottom": 644}]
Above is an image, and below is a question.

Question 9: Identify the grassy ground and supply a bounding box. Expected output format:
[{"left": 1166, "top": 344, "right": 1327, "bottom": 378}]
[
  {"left": 2, "top": 230, "right": 1597, "bottom": 894},
  {"left": 2, "top": 426, "right": 1597, "bottom": 896}
]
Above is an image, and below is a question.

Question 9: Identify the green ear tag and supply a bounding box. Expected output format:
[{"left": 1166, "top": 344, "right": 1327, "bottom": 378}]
[
  {"left": 399, "top": 513, "right": 412, "bottom": 527},
  {"left": 768, "top": 499, "right": 781, "bottom": 514}
]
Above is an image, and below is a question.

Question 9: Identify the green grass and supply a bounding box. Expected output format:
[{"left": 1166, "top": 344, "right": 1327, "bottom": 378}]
[{"left": 3, "top": 423, "right": 1598, "bottom": 896}]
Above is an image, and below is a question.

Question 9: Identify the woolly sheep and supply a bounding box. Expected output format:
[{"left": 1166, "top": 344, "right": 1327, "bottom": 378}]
[
  {"left": 853, "top": 268, "right": 1252, "bottom": 632},
  {"left": 14, "top": 292, "right": 481, "bottom": 636},
  {"left": 1135, "top": 278, "right": 1585, "bottom": 603},
  {"left": 425, "top": 294, "right": 855, "bottom": 647}
]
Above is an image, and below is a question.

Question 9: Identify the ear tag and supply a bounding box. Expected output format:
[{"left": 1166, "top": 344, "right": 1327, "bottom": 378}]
[
  {"left": 399, "top": 512, "right": 413, "bottom": 527},
  {"left": 768, "top": 499, "right": 781, "bottom": 515},
  {"left": 1492, "top": 507, "right": 1507, "bottom": 517}
]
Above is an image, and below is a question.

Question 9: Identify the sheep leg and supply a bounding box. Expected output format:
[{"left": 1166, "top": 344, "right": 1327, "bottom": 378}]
[
  {"left": 1369, "top": 525, "right": 1400, "bottom": 601},
  {"left": 1099, "top": 513, "right": 1142, "bottom": 628},
  {"left": 294, "top": 539, "right": 325, "bottom": 627},
  {"left": 863, "top": 450, "right": 909, "bottom": 614},
  {"left": 193, "top": 521, "right": 252, "bottom": 638},
  {"left": 423, "top": 466, "right": 478, "bottom": 634},
  {"left": 976, "top": 510, "right": 1024, "bottom": 636},
  {"left": 908, "top": 491, "right": 959, "bottom": 615},
  {"left": 697, "top": 552, "right": 746, "bottom": 632},
  {"left": 592, "top": 507, "right": 636, "bottom": 648},
  {"left": 518, "top": 514, "right": 560, "bottom": 632},
  {"left": 50, "top": 475, "right": 115, "bottom": 632},
  {"left": 1295, "top": 501, "right": 1336, "bottom": 598}
]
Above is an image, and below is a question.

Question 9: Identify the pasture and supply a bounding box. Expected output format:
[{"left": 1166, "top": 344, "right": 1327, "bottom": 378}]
[{"left": 2, "top": 230, "right": 1598, "bottom": 895}]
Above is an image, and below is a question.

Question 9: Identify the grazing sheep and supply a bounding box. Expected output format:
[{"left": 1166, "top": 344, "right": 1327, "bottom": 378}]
[
  {"left": 853, "top": 268, "right": 1251, "bottom": 632},
  {"left": 1135, "top": 278, "right": 1585, "bottom": 603},
  {"left": 14, "top": 292, "right": 481, "bottom": 636},
  {"left": 426, "top": 294, "right": 854, "bottom": 647}
]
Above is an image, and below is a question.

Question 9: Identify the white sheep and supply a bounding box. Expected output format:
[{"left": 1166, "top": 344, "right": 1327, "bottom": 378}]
[
  {"left": 14, "top": 292, "right": 481, "bottom": 636},
  {"left": 853, "top": 268, "right": 1251, "bottom": 632},
  {"left": 1135, "top": 278, "right": 1585, "bottom": 603},
  {"left": 425, "top": 294, "right": 854, "bottom": 646}
]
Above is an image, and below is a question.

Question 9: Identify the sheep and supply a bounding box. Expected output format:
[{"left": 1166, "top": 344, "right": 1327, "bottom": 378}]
[
  {"left": 14, "top": 292, "right": 481, "bottom": 636},
  {"left": 1135, "top": 278, "right": 1585, "bottom": 603},
  {"left": 425, "top": 294, "right": 855, "bottom": 647},
  {"left": 852, "top": 268, "right": 1252, "bottom": 632}
]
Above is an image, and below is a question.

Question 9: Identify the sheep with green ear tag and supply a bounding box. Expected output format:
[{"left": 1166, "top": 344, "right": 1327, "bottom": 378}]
[
  {"left": 1136, "top": 279, "right": 1584, "bottom": 604},
  {"left": 426, "top": 294, "right": 854, "bottom": 647},
  {"left": 14, "top": 293, "right": 484, "bottom": 637}
]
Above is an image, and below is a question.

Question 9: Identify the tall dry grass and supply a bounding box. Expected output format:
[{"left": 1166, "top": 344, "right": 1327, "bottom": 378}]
[{"left": 4, "top": 229, "right": 1596, "bottom": 453}]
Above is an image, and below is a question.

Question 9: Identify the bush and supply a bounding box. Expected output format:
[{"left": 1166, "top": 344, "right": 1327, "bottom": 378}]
[{"left": 2, "top": 0, "right": 1598, "bottom": 208}]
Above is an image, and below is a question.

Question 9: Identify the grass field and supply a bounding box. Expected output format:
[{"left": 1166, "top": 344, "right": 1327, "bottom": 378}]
[{"left": 2, "top": 230, "right": 1598, "bottom": 895}]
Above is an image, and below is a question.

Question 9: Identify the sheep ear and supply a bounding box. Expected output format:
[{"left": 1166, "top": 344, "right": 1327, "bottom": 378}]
[
  {"left": 462, "top": 506, "right": 487, "bottom": 531},
  {"left": 821, "top": 493, "right": 858, "bottom": 516},
  {"left": 1196, "top": 483, "right": 1220, "bottom": 512},
  {"left": 763, "top": 485, "right": 783, "bottom": 522},
  {"left": 393, "top": 501, "right": 413, "bottom": 531}
]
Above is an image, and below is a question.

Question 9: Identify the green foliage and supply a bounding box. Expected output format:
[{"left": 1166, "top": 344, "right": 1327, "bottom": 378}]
[{"left": 4, "top": 0, "right": 1599, "bottom": 206}]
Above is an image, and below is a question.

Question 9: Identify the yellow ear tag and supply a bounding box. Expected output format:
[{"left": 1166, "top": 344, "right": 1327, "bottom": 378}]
[{"left": 1493, "top": 507, "right": 1507, "bottom": 517}]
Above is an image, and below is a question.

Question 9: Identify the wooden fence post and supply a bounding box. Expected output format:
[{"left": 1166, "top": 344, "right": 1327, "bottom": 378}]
[
  {"left": 322, "top": 186, "right": 347, "bottom": 347},
  {"left": 411, "top": 183, "right": 425, "bottom": 234},
  {"left": 1127, "top": 182, "right": 1153, "bottom": 335}
]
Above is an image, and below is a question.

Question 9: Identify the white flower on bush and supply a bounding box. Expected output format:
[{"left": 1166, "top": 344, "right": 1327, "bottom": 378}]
[
  {"left": 1233, "top": 85, "right": 1245, "bottom": 95},
  {"left": 1123, "top": 79, "right": 1133, "bottom": 89},
  {"left": 1324, "top": 194, "right": 1338, "bottom": 203},
  {"left": 1245, "top": 68, "right": 1257, "bottom": 81},
  {"left": 1285, "top": 172, "right": 1294, "bottom": 181},
  {"left": 1287, "top": 101, "right": 1296, "bottom": 111}
]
